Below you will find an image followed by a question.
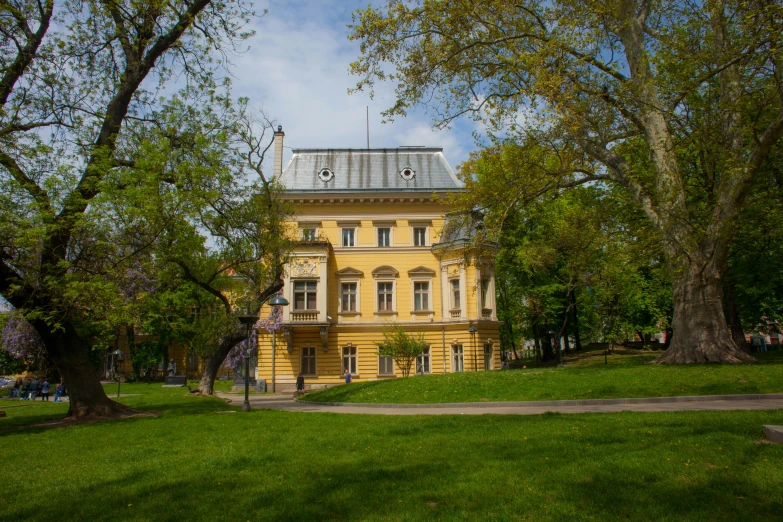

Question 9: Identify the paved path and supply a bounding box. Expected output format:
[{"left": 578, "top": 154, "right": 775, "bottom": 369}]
[{"left": 217, "top": 392, "right": 783, "bottom": 416}]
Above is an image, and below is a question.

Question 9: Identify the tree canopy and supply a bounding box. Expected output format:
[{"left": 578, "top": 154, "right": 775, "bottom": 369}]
[{"left": 349, "top": 0, "right": 783, "bottom": 363}]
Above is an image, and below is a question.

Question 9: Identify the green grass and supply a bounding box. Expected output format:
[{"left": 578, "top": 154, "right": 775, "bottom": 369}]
[
  {"left": 0, "top": 384, "right": 781, "bottom": 521},
  {"left": 303, "top": 350, "right": 783, "bottom": 404}
]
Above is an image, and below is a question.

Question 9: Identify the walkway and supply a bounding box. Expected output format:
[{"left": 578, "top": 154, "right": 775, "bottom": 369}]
[{"left": 216, "top": 392, "right": 783, "bottom": 416}]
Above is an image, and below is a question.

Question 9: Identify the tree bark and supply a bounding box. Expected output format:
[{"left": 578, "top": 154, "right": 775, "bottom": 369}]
[
  {"left": 197, "top": 333, "right": 244, "bottom": 395},
  {"left": 655, "top": 262, "right": 756, "bottom": 363},
  {"left": 571, "top": 295, "right": 582, "bottom": 351},
  {"left": 39, "top": 321, "right": 134, "bottom": 418},
  {"left": 724, "top": 281, "right": 751, "bottom": 354}
]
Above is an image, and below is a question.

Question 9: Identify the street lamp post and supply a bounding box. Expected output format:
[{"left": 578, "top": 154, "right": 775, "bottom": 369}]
[
  {"left": 238, "top": 294, "right": 289, "bottom": 411},
  {"left": 112, "top": 349, "right": 123, "bottom": 398},
  {"left": 267, "top": 295, "right": 289, "bottom": 394},
  {"left": 468, "top": 326, "right": 478, "bottom": 372}
]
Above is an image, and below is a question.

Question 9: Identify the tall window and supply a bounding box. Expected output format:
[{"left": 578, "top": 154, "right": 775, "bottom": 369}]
[
  {"left": 452, "top": 345, "right": 464, "bottom": 372},
  {"left": 341, "top": 283, "right": 357, "bottom": 312},
  {"left": 302, "top": 228, "right": 317, "bottom": 241},
  {"left": 379, "top": 355, "right": 394, "bottom": 375},
  {"left": 416, "top": 347, "right": 431, "bottom": 375},
  {"left": 342, "top": 346, "right": 357, "bottom": 375},
  {"left": 481, "top": 279, "right": 490, "bottom": 308},
  {"left": 414, "top": 281, "right": 429, "bottom": 310},
  {"left": 294, "top": 281, "right": 317, "bottom": 310},
  {"left": 378, "top": 228, "right": 391, "bottom": 247},
  {"left": 342, "top": 228, "right": 355, "bottom": 247},
  {"left": 187, "top": 352, "right": 199, "bottom": 371},
  {"left": 301, "top": 347, "right": 317, "bottom": 375},
  {"left": 450, "top": 279, "right": 461, "bottom": 309},
  {"left": 378, "top": 282, "right": 393, "bottom": 311},
  {"left": 484, "top": 343, "right": 493, "bottom": 371},
  {"left": 413, "top": 227, "right": 427, "bottom": 246}
]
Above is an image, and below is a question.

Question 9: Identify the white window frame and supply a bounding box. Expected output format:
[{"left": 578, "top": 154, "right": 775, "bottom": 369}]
[
  {"left": 377, "top": 227, "right": 391, "bottom": 247},
  {"left": 342, "top": 346, "right": 358, "bottom": 375},
  {"left": 376, "top": 281, "right": 395, "bottom": 312},
  {"left": 340, "top": 281, "right": 358, "bottom": 313},
  {"left": 341, "top": 227, "right": 356, "bottom": 247},
  {"left": 301, "top": 346, "right": 317, "bottom": 376},
  {"left": 412, "top": 226, "right": 428, "bottom": 247},
  {"left": 412, "top": 280, "right": 431, "bottom": 312},
  {"left": 293, "top": 280, "right": 318, "bottom": 311},
  {"left": 416, "top": 346, "right": 431, "bottom": 375},
  {"left": 378, "top": 354, "right": 395, "bottom": 376},
  {"left": 484, "top": 343, "right": 493, "bottom": 371},
  {"left": 452, "top": 344, "right": 464, "bottom": 373},
  {"left": 449, "top": 278, "right": 461, "bottom": 311}
]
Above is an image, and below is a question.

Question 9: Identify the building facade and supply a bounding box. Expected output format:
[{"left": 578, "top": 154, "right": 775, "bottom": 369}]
[{"left": 256, "top": 128, "right": 501, "bottom": 391}]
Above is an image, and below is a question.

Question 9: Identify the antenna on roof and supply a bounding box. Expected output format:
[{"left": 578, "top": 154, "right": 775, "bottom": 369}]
[{"left": 366, "top": 106, "right": 370, "bottom": 149}]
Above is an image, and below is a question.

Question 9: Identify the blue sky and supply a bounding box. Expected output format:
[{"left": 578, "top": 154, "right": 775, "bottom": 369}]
[{"left": 229, "top": 0, "right": 479, "bottom": 172}]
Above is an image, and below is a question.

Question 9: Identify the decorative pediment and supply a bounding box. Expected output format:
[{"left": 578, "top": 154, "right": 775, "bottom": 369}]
[
  {"left": 372, "top": 265, "right": 399, "bottom": 278},
  {"left": 336, "top": 267, "right": 364, "bottom": 277},
  {"left": 407, "top": 266, "right": 436, "bottom": 276}
]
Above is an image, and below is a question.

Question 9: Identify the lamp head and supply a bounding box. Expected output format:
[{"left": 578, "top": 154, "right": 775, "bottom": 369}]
[
  {"left": 468, "top": 326, "right": 478, "bottom": 334},
  {"left": 269, "top": 295, "right": 289, "bottom": 307}
]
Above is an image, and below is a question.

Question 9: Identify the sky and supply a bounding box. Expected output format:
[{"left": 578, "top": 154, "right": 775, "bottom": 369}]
[{"left": 227, "top": 0, "right": 479, "bottom": 173}]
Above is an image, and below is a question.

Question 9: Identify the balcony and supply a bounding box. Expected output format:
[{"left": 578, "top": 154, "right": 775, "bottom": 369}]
[
  {"left": 290, "top": 310, "right": 320, "bottom": 322},
  {"left": 481, "top": 308, "right": 493, "bottom": 319},
  {"left": 450, "top": 309, "right": 462, "bottom": 319}
]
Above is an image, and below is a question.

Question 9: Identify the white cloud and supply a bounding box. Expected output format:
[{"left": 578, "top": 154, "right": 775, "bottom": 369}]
[{"left": 228, "top": 0, "right": 477, "bottom": 174}]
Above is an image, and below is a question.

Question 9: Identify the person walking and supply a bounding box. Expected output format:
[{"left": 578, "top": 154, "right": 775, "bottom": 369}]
[
  {"left": 40, "top": 379, "right": 50, "bottom": 401},
  {"left": 22, "top": 379, "right": 31, "bottom": 400},
  {"left": 343, "top": 368, "right": 352, "bottom": 384},
  {"left": 296, "top": 373, "right": 305, "bottom": 392},
  {"left": 54, "top": 382, "right": 63, "bottom": 402},
  {"left": 29, "top": 377, "right": 39, "bottom": 401}
]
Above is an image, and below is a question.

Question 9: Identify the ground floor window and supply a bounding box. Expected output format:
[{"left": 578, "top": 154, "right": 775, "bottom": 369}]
[
  {"left": 301, "top": 347, "right": 317, "bottom": 375},
  {"left": 343, "top": 346, "right": 357, "bottom": 375},
  {"left": 187, "top": 352, "right": 199, "bottom": 371},
  {"left": 452, "top": 345, "right": 464, "bottom": 372},
  {"left": 484, "top": 343, "right": 493, "bottom": 370},
  {"left": 416, "top": 347, "right": 431, "bottom": 375},
  {"left": 379, "top": 355, "right": 394, "bottom": 375}
]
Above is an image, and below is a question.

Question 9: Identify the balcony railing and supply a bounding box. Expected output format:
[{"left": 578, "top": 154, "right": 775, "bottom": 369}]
[
  {"left": 450, "top": 309, "right": 462, "bottom": 319},
  {"left": 290, "top": 310, "right": 319, "bottom": 322},
  {"left": 481, "top": 308, "right": 493, "bottom": 319}
]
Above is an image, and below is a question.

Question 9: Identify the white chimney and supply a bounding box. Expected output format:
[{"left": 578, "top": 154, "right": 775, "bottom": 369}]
[{"left": 273, "top": 125, "right": 285, "bottom": 179}]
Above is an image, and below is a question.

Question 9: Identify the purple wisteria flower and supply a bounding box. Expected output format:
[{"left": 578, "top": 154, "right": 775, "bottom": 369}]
[{"left": 1, "top": 313, "right": 45, "bottom": 359}]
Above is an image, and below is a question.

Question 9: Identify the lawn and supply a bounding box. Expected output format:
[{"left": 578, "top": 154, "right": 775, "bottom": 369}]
[
  {"left": 1, "top": 384, "right": 782, "bottom": 521},
  {"left": 302, "top": 350, "right": 783, "bottom": 404}
]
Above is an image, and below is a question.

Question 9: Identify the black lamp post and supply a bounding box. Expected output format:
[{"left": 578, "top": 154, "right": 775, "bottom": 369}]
[
  {"left": 112, "top": 348, "right": 123, "bottom": 398},
  {"left": 468, "top": 326, "right": 478, "bottom": 372},
  {"left": 238, "top": 295, "right": 289, "bottom": 412}
]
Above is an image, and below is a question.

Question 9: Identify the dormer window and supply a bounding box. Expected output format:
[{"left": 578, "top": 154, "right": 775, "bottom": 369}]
[
  {"left": 400, "top": 167, "right": 415, "bottom": 181},
  {"left": 318, "top": 168, "right": 334, "bottom": 182}
]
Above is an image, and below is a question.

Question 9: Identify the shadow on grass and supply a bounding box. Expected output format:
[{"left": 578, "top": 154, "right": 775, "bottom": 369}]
[{"left": 5, "top": 410, "right": 783, "bottom": 521}]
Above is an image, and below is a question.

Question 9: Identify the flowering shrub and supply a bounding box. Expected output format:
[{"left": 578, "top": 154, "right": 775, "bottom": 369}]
[{"left": 1, "top": 313, "right": 45, "bottom": 359}]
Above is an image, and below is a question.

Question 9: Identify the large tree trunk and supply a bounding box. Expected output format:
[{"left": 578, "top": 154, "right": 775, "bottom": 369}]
[
  {"left": 570, "top": 291, "right": 582, "bottom": 351},
  {"left": 42, "top": 322, "right": 135, "bottom": 418},
  {"left": 655, "top": 262, "right": 756, "bottom": 364},
  {"left": 197, "top": 334, "right": 244, "bottom": 395},
  {"left": 724, "top": 281, "right": 751, "bottom": 354}
]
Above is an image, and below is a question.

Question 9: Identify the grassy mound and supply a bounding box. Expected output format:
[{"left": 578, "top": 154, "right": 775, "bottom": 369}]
[{"left": 302, "top": 350, "right": 783, "bottom": 404}]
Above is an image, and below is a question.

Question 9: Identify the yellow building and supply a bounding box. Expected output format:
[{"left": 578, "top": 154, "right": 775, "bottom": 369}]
[{"left": 257, "top": 128, "right": 501, "bottom": 391}]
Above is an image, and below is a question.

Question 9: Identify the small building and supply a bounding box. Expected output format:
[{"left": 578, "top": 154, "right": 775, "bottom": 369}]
[{"left": 256, "top": 128, "right": 501, "bottom": 391}]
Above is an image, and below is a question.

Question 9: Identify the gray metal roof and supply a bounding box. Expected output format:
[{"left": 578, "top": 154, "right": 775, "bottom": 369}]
[{"left": 277, "top": 147, "right": 463, "bottom": 192}]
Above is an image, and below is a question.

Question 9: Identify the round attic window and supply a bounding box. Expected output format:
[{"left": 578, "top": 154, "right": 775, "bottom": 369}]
[
  {"left": 318, "top": 167, "right": 334, "bottom": 182},
  {"left": 400, "top": 167, "right": 415, "bottom": 181}
]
